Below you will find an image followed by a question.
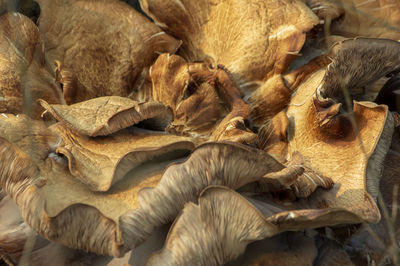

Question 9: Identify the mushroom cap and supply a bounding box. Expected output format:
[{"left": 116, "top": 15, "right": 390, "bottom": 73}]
[
  {"left": 331, "top": 0, "right": 400, "bottom": 40},
  {"left": 36, "top": 0, "right": 181, "bottom": 103},
  {"left": 287, "top": 69, "right": 394, "bottom": 221},
  {"left": 39, "top": 96, "right": 173, "bottom": 137},
  {"left": 0, "top": 114, "right": 194, "bottom": 256},
  {"left": 0, "top": 12, "right": 63, "bottom": 118},
  {"left": 140, "top": 0, "right": 319, "bottom": 87}
]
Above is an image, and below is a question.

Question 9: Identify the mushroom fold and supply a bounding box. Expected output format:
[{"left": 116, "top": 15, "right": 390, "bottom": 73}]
[
  {"left": 0, "top": 12, "right": 63, "bottom": 118},
  {"left": 140, "top": 0, "right": 319, "bottom": 88},
  {"left": 36, "top": 0, "right": 181, "bottom": 103},
  {"left": 39, "top": 96, "right": 173, "bottom": 136}
]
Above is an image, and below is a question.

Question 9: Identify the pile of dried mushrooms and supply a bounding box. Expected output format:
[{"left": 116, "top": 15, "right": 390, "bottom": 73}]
[{"left": 0, "top": 0, "right": 400, "bottom": 265}]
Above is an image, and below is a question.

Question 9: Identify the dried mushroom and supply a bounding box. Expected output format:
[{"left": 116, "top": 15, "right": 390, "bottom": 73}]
[
  {"left": 140, "top": 0, "right": 319, "bottom": 87},
  {"left": 0, "top": 0, "right": 399, "bottom": 265},
  {"left": 36, "top": 0, "right": 181, "bottom": 104},
  {"left": 39, "top": 96, "right": 173, "bottom": 136},
  {"left": 0, "top": 114, "right": 194, "bottom": 255},
  {"left": 0, "top": 13, "right": 63, "bottom": 118},
  {"left": 149, "top": 53, "right": 256, "bottom": 144},
  {"left": 146, "top": 186, "right": 371, "bottom": 266}
]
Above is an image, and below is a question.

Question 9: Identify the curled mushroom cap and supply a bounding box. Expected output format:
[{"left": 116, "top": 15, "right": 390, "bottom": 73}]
[
  {"left": 0, "top": 12, "right": 63, "bottom": 118},
  {"left": 146, "top": 186, "right": 371, "bottom": 266},
  {"left": 39, "top": 96, "right": 173, "bottom": 136},
  {"left": 36, "top": 0, "right": 181, "bottom": 104},
  {"left": 287, "top": 68, "right": 394, "bottom": 221},
  {"left": 0, "top": 113, "right": 194, "bottom": 256},
  {"left": 140, "top": 0, "right": 319, "bottom": 87},
  {"left": 319, "top": 38, "right": 400, "bottom": 105}
]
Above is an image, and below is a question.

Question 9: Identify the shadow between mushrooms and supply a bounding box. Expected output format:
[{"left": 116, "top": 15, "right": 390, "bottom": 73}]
[{"left": 35, "top": 0, "right": 181, "bottom": 104}]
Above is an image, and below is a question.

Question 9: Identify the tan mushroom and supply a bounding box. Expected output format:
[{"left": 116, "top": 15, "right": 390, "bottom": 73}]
[
  {"left": 149, "top": 53, "right": 257, "bottom": 144},
  {"left": 0, "top": 12, "right": 63, "bottom": 119},
  {"left": 0, "top": 113, "right": 194, "bottom": 256},
  {"left": 140, "top": 0, "right": 319, "bottom": 88},
  {"left": 38, "top": 96, "right": 173, "bottom": 137},
  {"left": 146, "top": 186, "right": 370, "bottom": 266},
  {"left": 36, "top": 0, "right": 181, "bottom": 104},
  {"left": 331, "top": 0, "right": 400, "bottom": 40}
]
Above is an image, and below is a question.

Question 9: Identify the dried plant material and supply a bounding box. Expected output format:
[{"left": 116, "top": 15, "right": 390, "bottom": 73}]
[
  {"left": 249, "top": 55, "right": 331, "bottom": 125},
  {"left": 150, "top": 54, "right": 256, "bottom": 143},
  {"left": 319, "top": 38, "right": 400, "bottom": 106},
  {"left": 147, "top": 186, "right": 373, "bottom": 266},
  {"left": 140, "top": 0, "right": 319, "bottom": 87},
  {"left": 120, "top": 142, "right": 291, "bottom": 250},
  {"left": 39, "top": 96, "right": 173, "bottom": 137},
  {"left": 314, "top": 240, "right": 354, "bottom": 266},
  {"left": 146, "top": 187, "right": 280, "bottom": 266},
  {"left": 50, "top": 123, "right": 194, "bottom": 192},
  {"left": 0, "top": 114, "right": 195, "bottom": 256},
  {"left": 332, "top": 0, "right": 400, "bottom": 40},
  {"left": 286, "top": 69, "right": 394, "bottom": 222},
  {"left": 258, "top": 111, "right": 290, "bottom": 159},
  {"left": 36, "top": 0, "right": 181, "bottom": 104},
  {"left": 0, "top": 13, "right": 63, "bottom": 118},
  {"left": 150, "top": 54, "right": 222, "bottom": 136},
  {"left": 306, "top": 0, "right": 344, "bottom": 21}
]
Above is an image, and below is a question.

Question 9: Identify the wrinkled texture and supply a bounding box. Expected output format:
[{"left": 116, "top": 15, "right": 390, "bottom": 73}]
[
  {"left": 37, "top": 0, "right": 181, "bottom": 103},
  {"left": 140, "top": 0, "right": 319, "bottom": 88},
  {"left": 332, "top": 0, "right": 400, "bottom": 40},
  {"left": 287, "top": 69, "right": 393, "bottom": 220},
  {"left": 0, "top": 13, "right": 63, "bottom": 118},
  {"left": 39, "top": 96, "right": 173, "bottom": 136}
]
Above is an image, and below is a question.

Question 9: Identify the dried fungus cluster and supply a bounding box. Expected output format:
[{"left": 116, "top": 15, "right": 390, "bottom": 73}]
[{"left": 0, "top": 0, "right": 400, "bottom": 265}]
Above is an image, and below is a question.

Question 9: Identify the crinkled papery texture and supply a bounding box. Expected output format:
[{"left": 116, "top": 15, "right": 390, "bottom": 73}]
[
  {"left": 146, "top": 186, "right": 369, "bottom": 266},
  {"left": 49, "top": 123, "right": 194, "bottom": 191},
  {"left": 286, "top": 69, "right": 394, "bottom": 222},
  {"left": 332, "top": 0, "right": 400, "bottom": 40},
  {"left": 39, "top": 96, "right": 173, "bottom": 136},
  {"left": 0, "top": 114, "right": 194, "bottom": 256},
  {"left": 140, "top": 0, "right": 319, "bottom": 87},
  {"left": 36, "top": 0, "right": 181, "bottom": 104},
  {"left": 0, "top": 13, "right": 63, "bottom": 118},
  {"left": 149, "top": 53, "right": 256, "bottom": 143}
]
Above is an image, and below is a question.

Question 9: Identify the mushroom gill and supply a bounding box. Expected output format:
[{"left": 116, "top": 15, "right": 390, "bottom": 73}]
[
  {"left": 146, "top": 186, "right": 371, "bottom": 266},
  {"left": 36, "top": 0, "right": 181, "bottom": 104}
]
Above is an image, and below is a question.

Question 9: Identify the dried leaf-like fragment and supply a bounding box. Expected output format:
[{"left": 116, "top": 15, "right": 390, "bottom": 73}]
[
  {"left": 37, "top": 0, "right": 181, "bottom": 103},
  {"left": 39, "top": 96, "right": 172, "bottom": 136},
  {"left": 140, "top": 0, "right": 319, "bottom": 87},
  {"left": 0, "top": 13, "right": 63, "bottom": 118}
]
